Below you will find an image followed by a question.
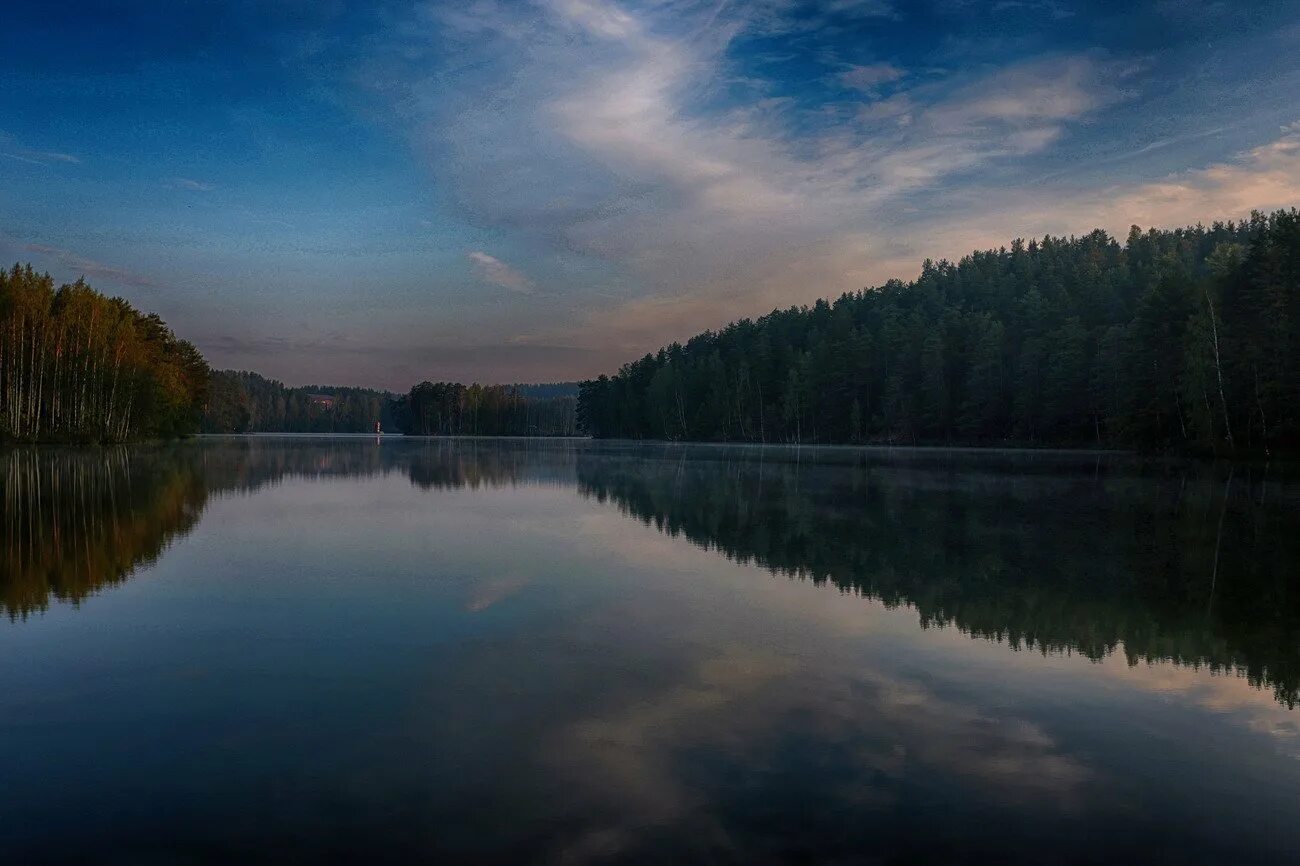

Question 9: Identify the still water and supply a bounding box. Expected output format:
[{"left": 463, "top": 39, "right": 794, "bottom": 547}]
[{"left": 2, "top": 436, "right": 1298, "bottom": 864}]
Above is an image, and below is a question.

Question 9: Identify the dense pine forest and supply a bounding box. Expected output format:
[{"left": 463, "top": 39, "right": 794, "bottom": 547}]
[
  {"left": 0, "top": 265, "right": 209, "bottom": 442},
  {"left": 202, "top": 370, "right": 398, "bottom": 433},
  {"left": 578, "top": 210, "right": 1300, "bottom": 454},
  {"left": 393, "top": 381, "right": 578, "bottom": 436}
]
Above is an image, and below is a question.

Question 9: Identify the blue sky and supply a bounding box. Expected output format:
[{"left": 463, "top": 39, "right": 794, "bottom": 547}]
[{"left": 2, "top": 0, "right": 1298, "bottom": 389}]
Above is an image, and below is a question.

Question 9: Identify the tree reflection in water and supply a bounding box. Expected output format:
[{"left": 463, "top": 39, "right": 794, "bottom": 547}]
[
  {"left": 0, "top": 438, "right": 574, "bottom": 617},
  {"left": 2, "top": 447, "right": 206, "bottom": 618},
  {"left": 4, "top": 438, "right": 1297, "bottom": 710},
  {"left": 576, "top": 446, "right": 1300, "bottom": 707}
]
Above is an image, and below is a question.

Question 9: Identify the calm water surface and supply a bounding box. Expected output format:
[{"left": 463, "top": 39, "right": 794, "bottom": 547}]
[{"left": 2, "top": 436, "right": 1299, "bottom": 864}]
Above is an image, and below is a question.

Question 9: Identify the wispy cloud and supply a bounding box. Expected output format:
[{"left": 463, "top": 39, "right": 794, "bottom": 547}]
[
  {"left": 468, "top": 250, "right": 535, "bottom": 293},
  {"left": 219, "top": 0, "right": 1299, "bottom": 379},
  {"left": 23, "top": 243, "right": 162, "bottom": 290},
  {"left": 377, "top": 1, "right": 1143, "bottom": 355},
  {"left": 907, "top": 121, "right": 1300, "bottom": 261},
  {"left": 819, "top": 0, "right": 899, "bottom": 20},
  {"left": 840, "top": 62, "right": 906, "bottom": 92},
  {"left": 0, "top": 0, "right": 1292, "bottom": 390},
  {"left": 928, "top": 54, "right": 1134, "bottom": 131},
  {"left": 169, "top": 177, "right": 215, "bottom": 191},
  {"left": 0, "top": 131, "right": 80, "bottom": 166}
]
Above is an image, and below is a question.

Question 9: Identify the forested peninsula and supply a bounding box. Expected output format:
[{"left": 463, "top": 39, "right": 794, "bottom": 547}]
[
  {"left": 0, "top": 265, "right": 208, "bottom": 442},
  {"left": 389, "top": 381, "right": 578, "bottom": 436},
  {"left": 577, "top": 210, "right": 1299, "bottom": 454},
  {"left": 201, "top": 370, "right": 398, "bottom": 433},
  {"left": 202, "top": 372, "right": 579, "bottom": 436}
]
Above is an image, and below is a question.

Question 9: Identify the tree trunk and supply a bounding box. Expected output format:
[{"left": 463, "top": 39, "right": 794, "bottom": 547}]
[{"left": 1203, "top": 286, "right": 1234, "bottom": 450}]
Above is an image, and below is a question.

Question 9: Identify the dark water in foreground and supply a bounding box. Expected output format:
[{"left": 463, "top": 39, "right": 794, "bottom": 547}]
[{"left": 2, "top": 436, "right": 1299, "bottom": 865}]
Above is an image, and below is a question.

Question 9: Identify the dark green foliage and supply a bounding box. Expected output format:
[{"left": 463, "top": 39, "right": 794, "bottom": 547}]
[
  {"left": 511, "top": 382, "right": 579, "bottom": 400},
  {"left": 0, "top": 265, "right": 208, "bottom": 442},
  {"left": 578, "top": 211, "right": 1300, "bottom": 453},
  {"left": 205, "top": 374, "right": 581, "bottom": 437},
  {"left": 392, "top": 381, "right": 577, "bottom": 436},
  {"left": 201, "top": 370, "right": 396, "bottom": 433}
]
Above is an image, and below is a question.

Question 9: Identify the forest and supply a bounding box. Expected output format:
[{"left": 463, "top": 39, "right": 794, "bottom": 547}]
[
  {"left": 202, "top": 370, "right": 398, "bottom": 433},
  {"left": 577, "top": 210, "right": 1300, "bottom": 454},
  {"left": 203, "top": 371, "right": 581, "bottom": 437},
  {"left": 0, "top": 264, "right": 208, "bottom": 442},
  {"left": 392, "top": 381, "right": 578, "bottom": 436}
]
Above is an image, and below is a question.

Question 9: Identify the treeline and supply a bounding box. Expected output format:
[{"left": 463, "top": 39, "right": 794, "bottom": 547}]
[
  {"left": 578, "top": 210, "right": 1300, "bottom": 453},
  {"left": 393, "top": 381, "right": 577, "bottom": 436},
  {"left": 1, "top": 265, "right": 209, "bottom": 442},
  {"left": 202, "top": 370, "right": 397, "bottom": 433}
]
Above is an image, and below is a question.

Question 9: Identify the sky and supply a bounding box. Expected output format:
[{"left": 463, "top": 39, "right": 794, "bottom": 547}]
[{"left": 1, "top": 0, "right": 1298, "bottom": 390}]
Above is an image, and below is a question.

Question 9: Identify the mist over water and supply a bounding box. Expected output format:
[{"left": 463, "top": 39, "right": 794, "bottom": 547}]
[{"left": 2, "top": 437, "right": 1298, "bottom": 864}]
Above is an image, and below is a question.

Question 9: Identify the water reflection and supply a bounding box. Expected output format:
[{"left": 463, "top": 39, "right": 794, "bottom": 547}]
[
  {"left": 1, "top": 437, "right": 578, "bottom": 617},
  {"left": 576, "top": 446, "right": 1300, "bottom": 708},
  {"left": 1, "top": 447, "right": 206, "bottom": 617},
  {"left": 4, "top": 438, "right": 1298, "bottom": 710},
  {"left": 3, "top": 437, "right": 1299, "bottom": 864}
]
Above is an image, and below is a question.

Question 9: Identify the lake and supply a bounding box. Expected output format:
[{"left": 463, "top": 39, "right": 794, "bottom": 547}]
[{"left": 2, "top": 436, "right": 1298, "bottom": 864}]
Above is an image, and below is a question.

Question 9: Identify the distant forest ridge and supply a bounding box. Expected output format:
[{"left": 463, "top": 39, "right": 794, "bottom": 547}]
[
  {"left": 389, "top": 381, "right": 578, "bottom": 437},
  {"left": 201, "top": 370, "right": 396, "bottom": 433},
  {"left": 578, "top": 209, "right": 1300, "bottom": 454},
  {"left": 202, "top": 369, "right": 579, "bottom": 435}
]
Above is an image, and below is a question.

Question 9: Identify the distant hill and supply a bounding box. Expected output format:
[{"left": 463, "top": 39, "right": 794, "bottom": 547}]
[
  {"left": 391, "top": 381, "right": 577, "bottom": 436},
  {"left": 203, "top": 373, "right": 581, "bottom": 436},
  {"left": 202, "top": 370, "right": 397, "bottom": 433}
]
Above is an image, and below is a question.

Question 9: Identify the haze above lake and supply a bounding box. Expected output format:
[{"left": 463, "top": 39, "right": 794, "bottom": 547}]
[{"left": 2, "top": 437, "right": 1298, "bottom": 864}]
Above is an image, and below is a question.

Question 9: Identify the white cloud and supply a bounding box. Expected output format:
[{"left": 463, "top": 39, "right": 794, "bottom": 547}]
[
  {"left": 363, "top": 1, "right": 1289, "bottom": 367},
  {"left": 171, "top": 177, "right": 215, "bottom": 192},
  {"left": 468, "top": 250, "right": 535, "bottom": 293},
  {"left": 857, "top": 93, "right": 914, "bottom": 124},
  {"left": 840, "top": 62, "right": 906, "bottom": 91},
  {"left": 22, "top": 242, "right": 162, "bottom": 290},
  {"left": 550, "top": 0, "right": 641, "bottom": 39},
  {"left": 0, "top": 131, "right": 80, "bottom": 166},
  {"left": 510, "top": 13, "right": 1132, "bottom": 347},
  {"left": 928, "top": 55, "right": 1135, "bottom": 132},
  {"left": 909, "top": 122, "right": 1300, "bottom": 261}
]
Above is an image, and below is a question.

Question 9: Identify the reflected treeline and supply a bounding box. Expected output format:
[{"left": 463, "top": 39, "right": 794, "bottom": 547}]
[
  {"left": 2, "top": 447, "right": 208, "bottom": 617},
  {"left": 2, "top": 437, "right": 582, "bottom": 617},
  {"left": 10, "top": 437, "right": 1299, "bottom": 711},
  {"left": 194, "top": 436, "right": 582, "bottom": 496},
  {"left": 576, "top": 447, "right": 1300, "bottom": 707},
  {"left": 402, "top": 438, "right": 578, "bottom": 490}
]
